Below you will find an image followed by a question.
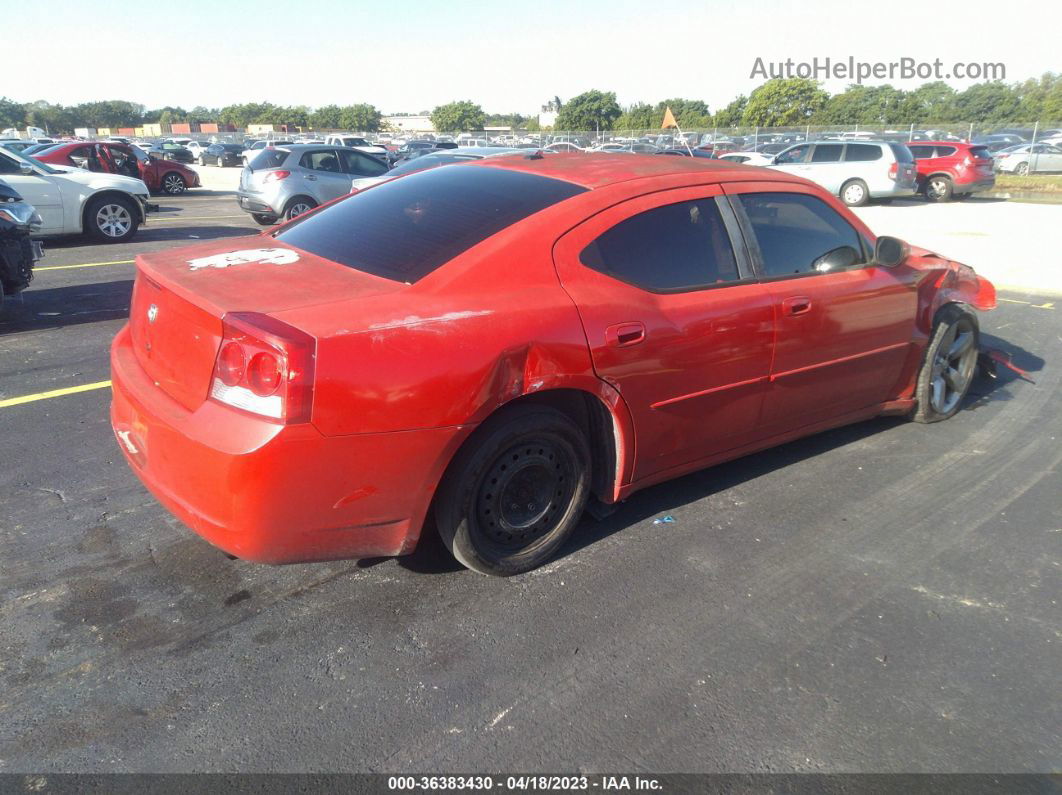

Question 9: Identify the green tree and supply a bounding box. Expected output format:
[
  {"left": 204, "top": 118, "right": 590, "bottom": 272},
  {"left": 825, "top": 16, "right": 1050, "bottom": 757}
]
[
  {"left": 713, "top": 95, "right": 748, "bottom": 127},
  {"left": 338, "top": 103, "right": 382, "bottom": 132},
  {"left": 952, "top": 82, "right": 1022, "bottom": 123},
  {"left": 898, "top": 81, "right": 958, "bottom": 122},
  {"left": 742, "top": 79, "right": 829, "bottom": 126},
  {"left": 430, "top": 100, "right": 486, "bottom": 132},
  {"left": 613, "top": 102, "right": 656, "bottom": 131},
  {"left": 311, "top": 104, "right": 343, "bottom": 129},
  {"left": 655, "top": 98, "right": 711, "bottom": 128},
  {"left": 525, "top": 117, "right": 542, "bottom": 132},
  {"left": 554, "top": 90, "right": 621, "bottom": 132},
  {"left": 484, "top": 112, "right": 528, "bottom": 128},
  {"left": 0, "top": 96, "right": 25, "bottom": 129},
  {"left": 815, "top": 84, "right": 907, "bottom": 124}
]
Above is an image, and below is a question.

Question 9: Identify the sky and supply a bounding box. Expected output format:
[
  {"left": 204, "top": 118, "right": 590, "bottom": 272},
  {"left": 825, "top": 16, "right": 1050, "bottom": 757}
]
[{"left": 11, "top": 0, "right": 1058, "bottom": 115}]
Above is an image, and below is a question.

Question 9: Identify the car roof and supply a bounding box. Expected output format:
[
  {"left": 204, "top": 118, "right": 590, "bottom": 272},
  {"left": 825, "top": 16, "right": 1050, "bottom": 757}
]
[{"left": 472, "top": 152, "right": 800, "bottom": 190}]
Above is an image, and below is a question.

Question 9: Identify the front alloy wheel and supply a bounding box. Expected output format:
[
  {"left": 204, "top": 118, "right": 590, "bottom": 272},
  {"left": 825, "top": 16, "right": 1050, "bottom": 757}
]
[
  {"left": 162, "top": 173, "right": 186, "bottom": 194},
  {"left": 913, "top": 305, "right": 979, "bottom": 423},
  {"left": 96, "top": 203, "right": 132, "bottom": 238}
]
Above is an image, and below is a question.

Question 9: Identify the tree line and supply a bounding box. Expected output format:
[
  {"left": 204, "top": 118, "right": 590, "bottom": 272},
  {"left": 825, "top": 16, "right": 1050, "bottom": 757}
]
[{"left": 2, "top": 74, "right": 1060, "bottom": 135}]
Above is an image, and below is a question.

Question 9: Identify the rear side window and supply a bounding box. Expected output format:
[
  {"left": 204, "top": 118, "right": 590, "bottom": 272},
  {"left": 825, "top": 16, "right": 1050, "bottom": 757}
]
[
  {"left": 889, "top": 143, "right": 914, "bottom": 163},
  {"left": 811, "top": 144, "right": 843, "bottom": 163},
  {"left": 844, "top": 144, "right": 882, "bottom": 162},
  {"left": 580, "top": 199, "right": 740, "bottom": 292},
  {"left": 738, "top": 192, "right": 865, "bottom": 277},
  {"left": 935, "top": 146, "right": 958, "bottom": 157},
  {"left": 969, "top": 146, "right": 992, "bottom": 160},
  {"left": 250, "top": 148, "right": 289, "bottom": 169},
  {"left": 275, "top": 165, "right": 586, "bottom": 283},
  {"left": 338, "top": 149, "right": 388, "bottom": 177}
]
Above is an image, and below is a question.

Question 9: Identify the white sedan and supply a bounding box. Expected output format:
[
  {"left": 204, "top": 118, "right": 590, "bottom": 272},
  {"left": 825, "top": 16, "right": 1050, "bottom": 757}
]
[
  {"left": 994, "top": 143, "right": 1062, "bottom": 174},
  {"left": 0, "top": 147, "right": 151, "bottom": 242}
]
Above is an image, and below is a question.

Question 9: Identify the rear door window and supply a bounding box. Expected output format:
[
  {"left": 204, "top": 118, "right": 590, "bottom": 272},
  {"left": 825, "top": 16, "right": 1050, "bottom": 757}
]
[
  {"left": 908, "top": 145, "right": 934, "bottom": 159},
  {"left": 737, "top": 192, "right": 866, "bottom": 277},
  {"left": 579, "top": 199, "right": 740, "bottom": 292},
  {"left": 338, "top": 149, "right": 388, "bottom": 177},
  {"left": 275, "top": 164, "right": 586, "bottom": 283},
  {"left": 811, "top": 144, "right": 843, "bottom": 162},
  {"left": 844, "top": 144, "right": 883, "bottom": 162},
  {"left": 888, "top": 143, "right": 915, "bottom": 163},
  {"left": 300, "top": 149, "right": 343, "bottom": 172}
]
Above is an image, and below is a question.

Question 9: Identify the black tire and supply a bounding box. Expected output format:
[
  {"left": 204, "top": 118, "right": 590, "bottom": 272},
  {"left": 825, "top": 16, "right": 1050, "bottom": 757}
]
[
  {"left": 161, "top": 172, "right": 186, "bottom": 195},
  {"left": 435, "top": 406, "right": 591, "bottom": 576},
  {"left": 251, "top": 213, "right": 276, "bottom": 226},
  {"left": 1015, "top": 162, "right": 1029, "bottom": 176},
  {"left": 84, "top": 194, "right": 139, "bottom": 243},
  {"left": 924, "top": 175, "right": 954, "bottom": 202},
  {"left": 283, "top": 196, "right": 317, "bottom": 221},
  {"left": 840, "top": 178, "right": 869, "bottom": 207},
  {"left": 912, "top": 304, "right": 980, "bottom": 424}
]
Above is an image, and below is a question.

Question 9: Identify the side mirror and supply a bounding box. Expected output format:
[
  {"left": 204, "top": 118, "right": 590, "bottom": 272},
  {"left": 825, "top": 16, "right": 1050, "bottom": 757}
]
[
  {"left": 813, "top": 245, "right": 862, "bottom": 272},
  {"left": 874, "top": 236, "right": 909, "bottom": 268},
  {"left": 19, "top": 161, "right": 34, "bottom": 175}
]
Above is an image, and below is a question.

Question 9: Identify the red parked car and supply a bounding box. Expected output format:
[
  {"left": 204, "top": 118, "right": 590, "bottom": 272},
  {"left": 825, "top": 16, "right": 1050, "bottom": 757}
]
[
  {"left": 34, "top": 141, "right": 201, "bottom": 195},
  {"left": 907, "top": 141, "right": 995, "bottom": 201},
  {"left": 110, "top": 155, "right": 996, "bottom": 575}
]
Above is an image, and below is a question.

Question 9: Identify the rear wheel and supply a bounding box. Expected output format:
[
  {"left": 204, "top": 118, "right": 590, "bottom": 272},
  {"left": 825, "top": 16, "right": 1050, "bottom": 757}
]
[
  {"left": 84, "top": 195, "right": 139, "bottom": 243},
  {"left": 283, "top": 197, "right": 316, "bottom": 221},
  {"left": 218, "top": 156, "right": 225, "bottom": 167},
  {"left": 925, "top": 175, "right": 954, "bottom": 202},
  {"left": 840, "top": 179, "right": 869, "bottom": 207},
  {"left": 161, "top": 172, "right": 186, "bottom": 194},
  {"left": 912, "top": 305, "right": 979, "bottom": 423},
  {"left": 1015, "top": 162, "right": 1030, "bottom": 176},
  {"left": 435, "top": 406, "right": 590, "bottom": 576},
  {"left": 251, "top": 213, "right": 275, "bottom": 226},
  {"left": 198, "top": 155, "right": 206, "bottom": 166}
]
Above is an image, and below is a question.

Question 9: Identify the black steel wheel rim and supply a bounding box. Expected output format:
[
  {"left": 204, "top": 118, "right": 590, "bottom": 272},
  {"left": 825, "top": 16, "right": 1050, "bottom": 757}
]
[{"left": 474, "top": 439, "right": 576, "bottom": 552}]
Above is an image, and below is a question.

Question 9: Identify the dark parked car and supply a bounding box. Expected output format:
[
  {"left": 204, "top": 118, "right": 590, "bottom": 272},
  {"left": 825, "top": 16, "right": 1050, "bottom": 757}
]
[
  {"left": 148, "top": 142, "right": 194, "bottom": 163},
  {"left": 200, "top": 143, "right": 245, "bottom": 167},
  {"left": 390, "top": 139, "right": 459, "bottom": 165}
]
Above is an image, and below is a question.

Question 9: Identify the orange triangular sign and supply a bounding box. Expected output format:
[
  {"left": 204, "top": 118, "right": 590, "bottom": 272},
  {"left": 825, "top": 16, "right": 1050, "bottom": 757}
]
[{"left": 661, "top": 106, "right": 678, "bottom": 129}]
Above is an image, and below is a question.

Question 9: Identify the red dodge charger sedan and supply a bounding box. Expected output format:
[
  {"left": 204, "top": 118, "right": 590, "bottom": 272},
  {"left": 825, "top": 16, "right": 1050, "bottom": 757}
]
[{"left": 110, "top": 154, "right": 996, "bottom": 575}]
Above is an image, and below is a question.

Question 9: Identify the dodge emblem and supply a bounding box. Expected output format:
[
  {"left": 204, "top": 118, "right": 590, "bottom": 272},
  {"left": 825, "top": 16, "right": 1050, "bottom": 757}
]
[{"left": 147, "top": 304, "right": 158, "bottom": 324}]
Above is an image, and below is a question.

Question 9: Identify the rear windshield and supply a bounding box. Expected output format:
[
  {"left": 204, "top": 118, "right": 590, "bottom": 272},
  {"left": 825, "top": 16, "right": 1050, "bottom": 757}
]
[
  {"left": 969, "top": 146, "right": 992, "bottom": 160},
  {"left": 249, "top": 148, "right": 290, "bottom": 169},
  {"left": 275, "top": 164, "right": 586, "bottom": 283},
  {"left": 388, "top": 152, "right": 479, "bottom": 176},
  {"left": 889, "top": 143, "right": 914, "bottom": 163}
]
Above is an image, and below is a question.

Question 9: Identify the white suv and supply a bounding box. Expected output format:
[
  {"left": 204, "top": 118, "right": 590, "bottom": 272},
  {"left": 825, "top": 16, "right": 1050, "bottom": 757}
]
[
  {"left": 769, "top": 140, "right": 918, "bottom": 206},
  {"left": 0, "top": 147, "right": 151, "bottom": 242}
]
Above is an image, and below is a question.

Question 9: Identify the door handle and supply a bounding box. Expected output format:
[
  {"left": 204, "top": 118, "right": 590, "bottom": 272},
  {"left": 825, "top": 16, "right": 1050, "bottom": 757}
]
[
  {"left": 304, "top": 174, "right": 317, "bottom": 181},
  {"left": 782, "top": 296, "right": 812, "bottom": 316},
  {"left": 605, "top": 322, "right": 646, "bottom": 347}
]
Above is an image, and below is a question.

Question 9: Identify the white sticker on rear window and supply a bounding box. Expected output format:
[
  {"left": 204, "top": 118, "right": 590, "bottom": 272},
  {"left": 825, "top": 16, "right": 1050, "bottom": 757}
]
[{"left": 188, "top": 248, "right": 299, "bottom": 270}]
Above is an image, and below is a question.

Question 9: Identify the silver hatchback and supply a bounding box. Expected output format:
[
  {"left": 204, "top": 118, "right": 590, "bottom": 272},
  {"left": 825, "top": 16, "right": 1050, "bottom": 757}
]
[{"left": 237, "top": 144, "right": 389, "bottom": 225}]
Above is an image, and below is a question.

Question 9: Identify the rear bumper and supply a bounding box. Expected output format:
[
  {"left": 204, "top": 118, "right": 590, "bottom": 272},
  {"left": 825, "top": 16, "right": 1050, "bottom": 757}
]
[
  {"left": 955, "top": 175, "right": 995, "bottom": 192},
  {"left": 236, "top": 192, "right": 274, "bottom": 215},
  {"left": 110, "top": 324, "right": 466, "bottom": 563}
]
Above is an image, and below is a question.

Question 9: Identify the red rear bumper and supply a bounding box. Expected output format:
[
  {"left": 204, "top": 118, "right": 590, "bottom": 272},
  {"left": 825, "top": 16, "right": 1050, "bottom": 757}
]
[{"left": 110, "top": 325, "right": 466, "bottom": 563}]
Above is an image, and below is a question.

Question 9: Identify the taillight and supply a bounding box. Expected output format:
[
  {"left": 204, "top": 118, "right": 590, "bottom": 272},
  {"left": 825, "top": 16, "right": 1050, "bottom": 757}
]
[
  {"left": 263, "top": 170, "right": 291, "bottom": 183},
  {"left": 888, "top": 162, "right": 898, "bottom": 180},
  {"left": 209, "top": 312, "right": 315, "bottom": 423}
]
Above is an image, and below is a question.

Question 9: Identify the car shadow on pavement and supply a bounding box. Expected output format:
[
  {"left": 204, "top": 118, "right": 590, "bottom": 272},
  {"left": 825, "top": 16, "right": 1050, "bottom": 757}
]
[
  {"left": 0, "top": 279, "right": 132, "bottom": 335},
  {"left": 395, "top": 333, "right": 1044, "bottom": 577}
]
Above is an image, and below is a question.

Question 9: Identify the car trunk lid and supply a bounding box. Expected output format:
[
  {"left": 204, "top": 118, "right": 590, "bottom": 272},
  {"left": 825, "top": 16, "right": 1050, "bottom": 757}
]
[{"left": 128, "top": 237, "right": 404, "bottom": 411}]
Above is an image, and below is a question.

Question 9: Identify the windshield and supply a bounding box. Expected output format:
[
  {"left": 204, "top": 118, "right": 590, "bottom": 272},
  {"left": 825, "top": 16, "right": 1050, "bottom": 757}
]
[
  {"left": 0, "top": 147, "right": 59, "bottom": 175},
  {"left": 275, "top": 164, "right": 586, "bottom": 283}
]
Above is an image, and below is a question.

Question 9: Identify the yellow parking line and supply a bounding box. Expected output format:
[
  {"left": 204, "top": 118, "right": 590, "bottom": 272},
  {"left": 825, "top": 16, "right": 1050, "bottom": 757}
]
[
  {"left": 0, "top": 380, "right": 112, "bottom": 409},
  {"left": 36, "top": 259, "right": 134, "bottom": 271},
  {"left": 998, "top": 298, "right": 1030, "bottom": 304}
]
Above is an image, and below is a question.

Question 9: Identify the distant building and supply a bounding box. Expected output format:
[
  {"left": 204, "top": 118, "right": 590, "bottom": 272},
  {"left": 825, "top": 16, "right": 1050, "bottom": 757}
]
[
  {"left": 384, "top": 115, "right": 434, "bottom": 133},
  {"left": 538, "top": 100, "right": 559, "bottom": 128}
]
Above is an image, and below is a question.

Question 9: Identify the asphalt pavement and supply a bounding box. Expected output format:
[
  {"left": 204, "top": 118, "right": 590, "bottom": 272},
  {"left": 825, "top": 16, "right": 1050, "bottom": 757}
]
[{"left": 0, "top": 190, "right": 1059, "bottom": 773}]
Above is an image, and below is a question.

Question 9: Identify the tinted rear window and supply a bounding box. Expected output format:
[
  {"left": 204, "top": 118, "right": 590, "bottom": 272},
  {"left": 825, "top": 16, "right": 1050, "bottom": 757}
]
[
  {"left": 844, "top": 144, "right": 882, "bottom": 162},
  {"left": 388, "top": 153, "right": 480, "bottom": 176},
  {"left": 250, "top": 148, "right": 290, "bottom": 169},
  {"left": 969, "top": 146, "right": 992, "bottom": 160},
  {"left": 275, "top": 164, "right": 586, "bottom": 282},
  {"left": 889, "top": 143, "right": 914, "bottom": 163}
]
